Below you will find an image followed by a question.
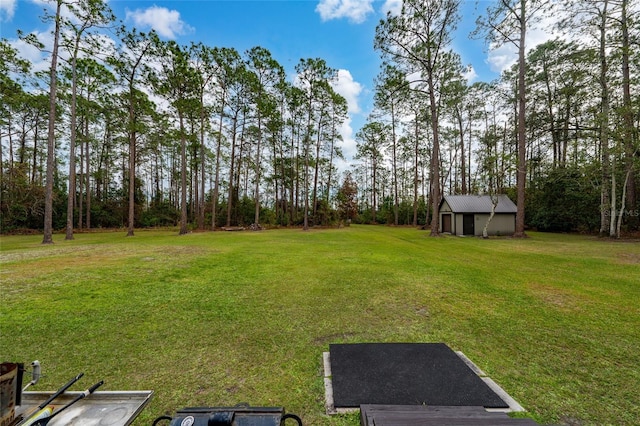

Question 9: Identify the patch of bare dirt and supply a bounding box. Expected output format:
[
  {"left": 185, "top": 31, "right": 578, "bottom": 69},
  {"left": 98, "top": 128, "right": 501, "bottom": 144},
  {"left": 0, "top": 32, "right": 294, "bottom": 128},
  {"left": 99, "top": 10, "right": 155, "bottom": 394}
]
[
  {"left": 526, "top": 282, "right": 583, "bottom": 311},
  {"left": 615, "top": 252, "right": 640, "bottom": 265}
]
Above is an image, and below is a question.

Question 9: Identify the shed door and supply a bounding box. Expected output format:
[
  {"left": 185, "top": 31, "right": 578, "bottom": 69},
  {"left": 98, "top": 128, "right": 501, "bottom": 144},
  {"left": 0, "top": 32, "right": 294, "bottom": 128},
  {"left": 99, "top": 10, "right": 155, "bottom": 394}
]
[
  {"left": 442, "top": 214, "right": 452, "bottom": 233},
  {"left": 463, "top": 214, "right": 474, "bottom": 235}
]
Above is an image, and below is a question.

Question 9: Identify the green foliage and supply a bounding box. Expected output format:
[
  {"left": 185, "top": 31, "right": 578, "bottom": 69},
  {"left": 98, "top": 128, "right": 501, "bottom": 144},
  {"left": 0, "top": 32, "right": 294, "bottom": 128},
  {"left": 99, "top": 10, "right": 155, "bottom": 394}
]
[
  {"left": 89, "top": 199, "right": 126, "bottom": 228},
  {"left": 236, "top": 195, "right": 252, "bottom": 226},
  {"left": 528, "top": 167, "right": 600, "bottom": 232},
  {"left": 312, "top": 198, "right": 338, "bottom": 226},
  {"left": 379, "top": 198, "right": 428, "bottom": 226},
  {"left": 0, "top": 165, "right": 44, "bottom": 232},
  {"left": 140, "top": 200, "right": 179, "bottom": 227},
  {"left": 354, "top": 207, "right": 372, "bottom": 224}
]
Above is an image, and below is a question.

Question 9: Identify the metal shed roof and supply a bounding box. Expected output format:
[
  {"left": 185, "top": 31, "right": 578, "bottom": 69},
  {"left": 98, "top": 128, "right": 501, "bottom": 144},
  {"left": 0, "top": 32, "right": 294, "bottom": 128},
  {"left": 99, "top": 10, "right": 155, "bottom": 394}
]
[{"left": 441, "top": 195, "right": 517, "bottom": 214}]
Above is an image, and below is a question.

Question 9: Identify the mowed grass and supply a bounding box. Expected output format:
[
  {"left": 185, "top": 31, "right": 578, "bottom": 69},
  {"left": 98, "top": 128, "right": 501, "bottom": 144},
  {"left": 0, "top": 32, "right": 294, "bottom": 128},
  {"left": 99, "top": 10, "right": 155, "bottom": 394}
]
[{"left": 1, "top": 226, "right": 638, "bottom": 425}]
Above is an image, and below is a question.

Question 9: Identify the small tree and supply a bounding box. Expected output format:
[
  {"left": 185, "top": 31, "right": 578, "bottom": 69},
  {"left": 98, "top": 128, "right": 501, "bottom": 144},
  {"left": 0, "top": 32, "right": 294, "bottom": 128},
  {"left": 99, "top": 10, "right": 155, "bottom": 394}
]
[
  {"left": 336, "top": 173, "right": 358, "bottom": 225},
  {"left": 478, "top": 128, "right": 501, "bottom": 238}
]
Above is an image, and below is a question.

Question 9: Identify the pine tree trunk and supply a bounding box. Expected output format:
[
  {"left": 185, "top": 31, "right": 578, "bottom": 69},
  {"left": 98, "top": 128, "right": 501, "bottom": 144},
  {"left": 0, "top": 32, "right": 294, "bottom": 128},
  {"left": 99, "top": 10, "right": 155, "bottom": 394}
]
[
  {"left": 127, "top": 94, "right": 136, "bottom": 237},
  {"left": 66, "top": 48, "right": 80, "bottom": 241},
  {"left": 428, "top": 73, "right": 441, "bottom": 237},
  {"left": 513, "top": 0, "right": 527, "bottom": 238},
  {"left": 42, "top": 0, "right": 62, "bottom": 245},
  {"left": 254, "top": 114, "right": 262, "bottom": 226},
  {"left": 620, "top": 0, "right": 637, "bottom": 229},
  {"left": 212, "top": 97, "right": 225, "bottom": 230},
  {"left": 599, "top": 0, "right": 611, "bottom": 236},
  {"left": 179, "top": 112, "right": 188, "bottom": 235},
  {"left": 85, "top": 122, "right": 91, "bottom": 230}
]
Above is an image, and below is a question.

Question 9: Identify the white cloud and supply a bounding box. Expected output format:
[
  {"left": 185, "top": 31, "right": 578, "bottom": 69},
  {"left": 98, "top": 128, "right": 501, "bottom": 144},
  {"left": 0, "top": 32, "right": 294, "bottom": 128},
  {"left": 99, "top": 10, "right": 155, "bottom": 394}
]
[
  {"left": 463, "top": 66, "right": 478, "bottom": 83},
  {"left": 486, "top": 43, "right": 517, "bottom": 74},
  {"left": 336, "top": 118, "right": 358, "bottom": 172},
  {"left": 331, "top": 69, "right": 363, "bottom": 114},
  {"left": 380, "top": 0, "right": 402, "bottom": 17},
  {"left": 329, "top": 69, "right": 364, "bottom": 168},
  {"left": 0, "top": 0, "right": 16, "bottom": 21},
  {"left": 316, "top": 0, "right": 374, "bottom": 24},
  {"left": 10, "top": 30, "right": 50, "bottom": 73},
  {"left": 125, "top": 6, "right": 192, "bottom": 39}
]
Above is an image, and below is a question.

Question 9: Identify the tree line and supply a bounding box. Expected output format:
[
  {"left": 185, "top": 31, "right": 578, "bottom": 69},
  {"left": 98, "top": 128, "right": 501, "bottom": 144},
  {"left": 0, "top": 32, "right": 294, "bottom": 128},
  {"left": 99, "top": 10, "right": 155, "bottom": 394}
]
[
  {"left": 1, "top": 0, "right": 349, "bottom": 239},
  {"left": 353, "top": 0, "right": 638, "bottom": 236},
  {"left": 1, "top": 0, "right": 638, "bottom": 239}
]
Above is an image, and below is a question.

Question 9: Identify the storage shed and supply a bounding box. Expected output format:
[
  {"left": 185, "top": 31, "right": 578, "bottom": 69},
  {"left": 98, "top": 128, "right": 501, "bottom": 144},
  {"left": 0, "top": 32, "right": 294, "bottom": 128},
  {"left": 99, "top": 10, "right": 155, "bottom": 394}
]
[{"left": 439, "top": 195, "right": 517, "bottom": 236}]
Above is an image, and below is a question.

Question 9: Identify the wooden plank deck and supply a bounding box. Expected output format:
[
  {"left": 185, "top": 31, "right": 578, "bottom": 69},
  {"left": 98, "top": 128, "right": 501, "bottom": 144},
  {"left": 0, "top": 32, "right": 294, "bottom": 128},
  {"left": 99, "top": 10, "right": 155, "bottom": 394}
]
[{"left": 360, "top": 405, "right": 540, "bottom": 426}]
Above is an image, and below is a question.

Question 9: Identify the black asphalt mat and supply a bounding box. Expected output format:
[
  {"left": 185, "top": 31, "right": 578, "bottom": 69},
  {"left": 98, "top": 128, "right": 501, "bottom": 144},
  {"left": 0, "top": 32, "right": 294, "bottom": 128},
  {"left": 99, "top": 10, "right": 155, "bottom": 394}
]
[{"left": 329, "top": 343, "right": 509, "bottom": 408}]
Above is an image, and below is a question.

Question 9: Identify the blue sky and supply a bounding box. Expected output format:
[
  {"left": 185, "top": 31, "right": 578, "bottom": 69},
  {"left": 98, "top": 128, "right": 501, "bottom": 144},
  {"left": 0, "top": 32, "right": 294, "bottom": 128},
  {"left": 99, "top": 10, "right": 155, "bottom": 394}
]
[{"left": 1, "top": 0, "right": 516, "bottom": 164}]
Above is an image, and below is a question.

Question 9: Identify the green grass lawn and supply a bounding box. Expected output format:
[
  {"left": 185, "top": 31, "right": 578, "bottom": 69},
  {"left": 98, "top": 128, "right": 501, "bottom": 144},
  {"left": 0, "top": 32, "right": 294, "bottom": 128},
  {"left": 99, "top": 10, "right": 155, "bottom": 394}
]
[{"left": 1, "top": 226, "right": 638, "bottom": 425}]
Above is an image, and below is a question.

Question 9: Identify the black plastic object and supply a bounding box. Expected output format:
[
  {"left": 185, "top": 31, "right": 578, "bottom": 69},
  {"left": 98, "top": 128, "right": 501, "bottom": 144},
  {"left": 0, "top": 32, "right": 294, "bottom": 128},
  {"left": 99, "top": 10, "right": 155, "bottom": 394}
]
[
  {"left": 16, "top": 363, "right": 24, "bottom": 406},
  {"left": 165, "top": 405, "right": 301, "bottom": 426},
  {"left": 329, "top": 342, "right": 509, "bottom": 408}
]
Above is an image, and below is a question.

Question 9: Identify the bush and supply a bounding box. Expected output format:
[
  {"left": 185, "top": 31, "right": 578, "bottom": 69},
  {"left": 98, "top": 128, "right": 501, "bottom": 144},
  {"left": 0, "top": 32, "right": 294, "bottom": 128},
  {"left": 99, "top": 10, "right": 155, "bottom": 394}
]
[
  {"left": 528, "top": 167, "right": 599, "bottom": 232},
  {"left": 140, "top": 201, "right": 179, "bottom": 227}
]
